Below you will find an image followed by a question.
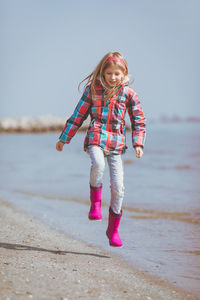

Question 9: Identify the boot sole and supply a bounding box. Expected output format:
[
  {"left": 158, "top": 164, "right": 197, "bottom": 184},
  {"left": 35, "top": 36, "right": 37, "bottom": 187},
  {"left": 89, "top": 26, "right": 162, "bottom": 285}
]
[
  {"left": 88, "top": 216, "right": 102, "bottom": 221},
  {"left": 109, "top": 243, "right": 123, "bottom": 248}
]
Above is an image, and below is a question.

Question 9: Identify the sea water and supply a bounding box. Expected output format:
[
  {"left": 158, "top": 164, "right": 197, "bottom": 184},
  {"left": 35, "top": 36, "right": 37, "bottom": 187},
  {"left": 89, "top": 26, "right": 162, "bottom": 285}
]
[{"left": 0, "top": 122, "right": 199, "bottom": 296}]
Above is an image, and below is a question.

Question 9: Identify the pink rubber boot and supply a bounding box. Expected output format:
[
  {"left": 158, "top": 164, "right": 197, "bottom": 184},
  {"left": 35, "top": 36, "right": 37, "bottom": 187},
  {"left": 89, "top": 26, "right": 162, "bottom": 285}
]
[
  {"left": 88, "top": 185, "right": 102, "bottom": 220},
  {"left": 106, "top": 207, "right": 123, "bottom": 247}
]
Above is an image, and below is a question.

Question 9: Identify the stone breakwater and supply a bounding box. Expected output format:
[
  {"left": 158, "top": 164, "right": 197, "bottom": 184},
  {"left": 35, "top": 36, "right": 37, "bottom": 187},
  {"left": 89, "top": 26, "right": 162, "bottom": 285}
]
[
  {"left": 0, "top": 116, "right": 89, "bottom": 133},
  {"left": 0, "top": 116, "right": 132, "bottom": 133},
  {"left": 2, "top": 115, "right": 198, "bottom": 134}
]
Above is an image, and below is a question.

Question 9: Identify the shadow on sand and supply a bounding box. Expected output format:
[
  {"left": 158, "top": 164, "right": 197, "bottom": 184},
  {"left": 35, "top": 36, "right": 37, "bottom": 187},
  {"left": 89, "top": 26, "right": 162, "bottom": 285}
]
[{"left": 0, "top": 242, "right": 110, "bottom": 259}]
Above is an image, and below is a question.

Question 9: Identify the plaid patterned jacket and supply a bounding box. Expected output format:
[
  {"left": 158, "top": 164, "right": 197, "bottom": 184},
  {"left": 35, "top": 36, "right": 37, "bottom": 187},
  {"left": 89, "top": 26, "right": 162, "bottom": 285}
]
[{"left": 59, "top": 80, "right": 146, "bottom": 155}]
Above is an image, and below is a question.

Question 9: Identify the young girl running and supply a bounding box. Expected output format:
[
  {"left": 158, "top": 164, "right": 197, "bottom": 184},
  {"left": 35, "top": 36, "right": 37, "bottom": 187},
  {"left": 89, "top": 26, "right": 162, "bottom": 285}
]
[{"left": 56, "top": 51, "right": 146, "bottom": 247}]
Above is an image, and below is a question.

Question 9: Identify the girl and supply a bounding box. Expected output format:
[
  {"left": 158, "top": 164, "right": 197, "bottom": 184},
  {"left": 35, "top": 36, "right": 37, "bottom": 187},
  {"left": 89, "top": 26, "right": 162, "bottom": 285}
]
[{"left": 56, "top": 52, "right": 146, "bottom": 247}]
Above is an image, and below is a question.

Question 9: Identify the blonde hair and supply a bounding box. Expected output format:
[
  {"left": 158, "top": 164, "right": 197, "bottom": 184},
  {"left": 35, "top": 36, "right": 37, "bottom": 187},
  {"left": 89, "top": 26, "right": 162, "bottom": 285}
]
[{"left": 78, "top": 52, "right": 128, "bottom": 100}]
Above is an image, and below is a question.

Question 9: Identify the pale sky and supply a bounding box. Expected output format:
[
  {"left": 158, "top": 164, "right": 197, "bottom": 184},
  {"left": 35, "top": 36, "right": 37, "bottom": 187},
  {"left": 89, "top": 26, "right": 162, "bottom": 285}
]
[{"left": 0, "top": 0, "right": 199, "bottom": 119}]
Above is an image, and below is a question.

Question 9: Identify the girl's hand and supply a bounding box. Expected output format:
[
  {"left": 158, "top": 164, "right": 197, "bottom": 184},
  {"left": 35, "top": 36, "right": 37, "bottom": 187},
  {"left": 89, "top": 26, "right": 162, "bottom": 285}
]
[
  {"left": 56, "top": 141, "right": 64, "bottom": 152},
  {"left": 135, "top": 146, "right": 143, "bottom": 158}
]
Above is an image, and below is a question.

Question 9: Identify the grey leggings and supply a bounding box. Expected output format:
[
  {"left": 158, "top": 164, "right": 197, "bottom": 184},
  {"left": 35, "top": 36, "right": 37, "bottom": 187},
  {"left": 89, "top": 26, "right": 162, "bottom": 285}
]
[{"left": 88, "top": 146, "right": 124, "bottom": 214}]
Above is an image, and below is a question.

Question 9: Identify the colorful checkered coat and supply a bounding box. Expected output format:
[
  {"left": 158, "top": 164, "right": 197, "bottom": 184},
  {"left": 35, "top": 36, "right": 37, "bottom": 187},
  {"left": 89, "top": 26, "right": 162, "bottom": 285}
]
[{"left": 59, "top": 80, "right": 146, "bottom": 154}]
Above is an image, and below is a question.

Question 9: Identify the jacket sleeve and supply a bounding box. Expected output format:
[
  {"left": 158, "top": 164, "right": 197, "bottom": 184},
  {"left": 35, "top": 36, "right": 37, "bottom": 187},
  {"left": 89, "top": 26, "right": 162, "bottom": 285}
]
[
  {"left": 127, "top": 88, "right": 146, "bottom": 148},
  {"left": 59, "top": 85, "right": 92, "bottom": 143}
]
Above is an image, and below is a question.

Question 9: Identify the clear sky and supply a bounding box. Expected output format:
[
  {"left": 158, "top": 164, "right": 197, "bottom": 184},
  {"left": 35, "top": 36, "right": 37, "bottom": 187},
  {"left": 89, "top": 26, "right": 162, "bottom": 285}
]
[{"left": 0, "top": 0, "right": 199, "bottom": 119}]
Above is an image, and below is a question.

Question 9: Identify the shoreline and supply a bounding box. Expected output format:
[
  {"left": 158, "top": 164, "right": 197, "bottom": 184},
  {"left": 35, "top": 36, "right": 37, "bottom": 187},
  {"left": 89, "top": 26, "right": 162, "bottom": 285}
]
[{"left": 0, "top": 199, "right": 197, "bottom": 300}]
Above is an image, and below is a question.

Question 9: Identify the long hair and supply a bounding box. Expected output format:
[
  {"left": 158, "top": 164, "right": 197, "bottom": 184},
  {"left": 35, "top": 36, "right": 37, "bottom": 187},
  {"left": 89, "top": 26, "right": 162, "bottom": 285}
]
[{"left": 78, "top": 52, "right": 129, "bottom": 100}]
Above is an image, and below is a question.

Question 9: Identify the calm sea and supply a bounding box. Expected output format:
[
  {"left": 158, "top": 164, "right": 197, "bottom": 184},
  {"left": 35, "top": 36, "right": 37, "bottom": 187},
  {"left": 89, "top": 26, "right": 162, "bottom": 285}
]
[{"left": 0, "top": 122, "right": 199, "bottom": 296}]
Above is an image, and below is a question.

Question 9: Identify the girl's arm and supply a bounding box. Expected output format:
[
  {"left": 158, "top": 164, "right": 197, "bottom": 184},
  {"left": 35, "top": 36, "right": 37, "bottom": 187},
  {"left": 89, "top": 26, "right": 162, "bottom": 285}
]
[
  {"left": 58, "top": 86, "right": 92, "bottom": 145},
  {"left": 127, "top": 88, "right": 146, "bottom": 153}
]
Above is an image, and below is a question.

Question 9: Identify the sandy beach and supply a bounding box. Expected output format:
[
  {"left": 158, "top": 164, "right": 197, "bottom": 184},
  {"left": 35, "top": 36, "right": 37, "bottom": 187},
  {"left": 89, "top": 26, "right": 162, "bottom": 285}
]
[{"left": 0, "top": 199, "right": 198, "bottom": 300}]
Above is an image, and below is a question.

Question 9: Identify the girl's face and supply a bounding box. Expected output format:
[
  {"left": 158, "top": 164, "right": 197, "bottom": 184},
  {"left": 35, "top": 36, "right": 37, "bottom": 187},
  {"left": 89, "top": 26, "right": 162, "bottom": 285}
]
[{"left": 103, "top": 65, "right": 125, "bottom": 88}]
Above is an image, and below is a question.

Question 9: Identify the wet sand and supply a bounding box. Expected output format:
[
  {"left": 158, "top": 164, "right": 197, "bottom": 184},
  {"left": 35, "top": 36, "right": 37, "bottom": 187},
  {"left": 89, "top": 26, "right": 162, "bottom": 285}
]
[{"left": 0, "top": 200, "right": 197, "bottom": 300}]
